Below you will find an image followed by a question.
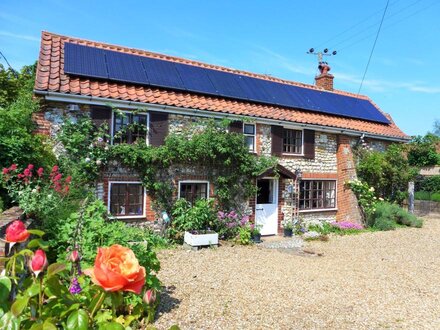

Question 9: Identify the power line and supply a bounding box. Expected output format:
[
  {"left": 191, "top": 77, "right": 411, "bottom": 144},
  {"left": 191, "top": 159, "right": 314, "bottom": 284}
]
[
  {"left": 0, "top": 50, "right": 15, "bottom": 70},
  {"left": 331, "top": 0, "right": 422, "bottom": 50},
  {"left": 315, "top": 0, "right": 401, "bottom": 49},
  {"left": 339, "top": 0, "right": 439, "bottom": 52},
  {"left": 356, "top": 0, "right": 390, "bottom": 97}
]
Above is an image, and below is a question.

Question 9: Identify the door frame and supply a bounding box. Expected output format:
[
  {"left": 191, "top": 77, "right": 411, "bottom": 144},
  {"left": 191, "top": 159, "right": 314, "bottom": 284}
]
[{"left": 255, "top": 177, "right": 279, "bottom": 236}]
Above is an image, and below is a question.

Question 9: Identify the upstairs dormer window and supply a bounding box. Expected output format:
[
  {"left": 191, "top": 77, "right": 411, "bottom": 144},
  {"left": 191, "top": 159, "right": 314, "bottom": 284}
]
[
  {"left": 243, "top": 123, "right": 256, "bottom": 152},
  {"left": 283, "top": 129, "right": 303, "bottom": 154},
  {"left": 113, "top": 111, "right": 148, "bottom": 144}
]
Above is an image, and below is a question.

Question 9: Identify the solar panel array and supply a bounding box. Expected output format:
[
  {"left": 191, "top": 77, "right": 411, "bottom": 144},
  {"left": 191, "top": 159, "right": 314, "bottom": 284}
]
[{"left": 64, "top": 42, "right": 390, "bottom": 124}]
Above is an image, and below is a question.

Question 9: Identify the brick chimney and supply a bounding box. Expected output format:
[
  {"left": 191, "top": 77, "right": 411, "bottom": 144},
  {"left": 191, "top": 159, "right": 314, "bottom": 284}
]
[{"left": 315, "top": 62, "right": 334, "bottom": 91}]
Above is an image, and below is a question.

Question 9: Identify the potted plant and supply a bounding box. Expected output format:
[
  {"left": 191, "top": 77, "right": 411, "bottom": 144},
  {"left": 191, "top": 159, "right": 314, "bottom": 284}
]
[
  {"left": 281, "top": 219, "right": 294, "bottom": 237},
  {"left": 250, "top": 224, "right": 262, "bottom": 243}
]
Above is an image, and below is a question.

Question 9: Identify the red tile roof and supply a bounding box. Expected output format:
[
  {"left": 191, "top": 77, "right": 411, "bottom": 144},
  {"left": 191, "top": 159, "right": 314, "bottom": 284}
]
[{"left": 34, "top": 31, "right": 409, "bottom": 140}]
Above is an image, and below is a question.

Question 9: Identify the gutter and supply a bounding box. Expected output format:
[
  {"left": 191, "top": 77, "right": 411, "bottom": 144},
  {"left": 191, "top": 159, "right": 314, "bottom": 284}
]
[{"left": 33, "top": 90, "right": 410, "bottom": 143}]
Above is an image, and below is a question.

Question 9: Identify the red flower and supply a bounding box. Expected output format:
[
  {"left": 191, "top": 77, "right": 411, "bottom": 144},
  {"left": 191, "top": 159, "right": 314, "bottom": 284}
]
[
  {"left": 53, "top": 173, "right": 62, "bottom": 181},
  {"left": 27, "top": 164, "right": 34, "bottom": 170},
  {"left": 9, "top": 164, "right": 17, "bottom": 171},
  {"left": 37, "top": 167, "right": 44, "bottom": 177},
  {"left": 29, "top": 249, "right": 48, "bottom": 277},
  {"left": 65, "top": 176, "right": 72, "bottom": 184},
  {"left": 52, "top": 165, "right": 59, "bottom": 172},
  {"left": 5, "top": 220, "right": 30, "bottom": 243},
  {"left": 23, "top": 169, "right": 31, "bottom": 177},
  {"left": 2, "top": 168, "right": 8, "bottom": 175}
]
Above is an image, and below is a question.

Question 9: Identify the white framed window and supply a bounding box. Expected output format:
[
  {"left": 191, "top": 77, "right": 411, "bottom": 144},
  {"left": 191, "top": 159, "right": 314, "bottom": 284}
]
[
  {"left": 243, "top": 123, "right": 256, "bottom": 152},
  {"left": 283, "top": 128, "right": 303, "bottom": 154},
  {"left": 111, "top": 110, "right": 149, "bottom": 145},
  {"left": 108, "top": 181, "right": 146, "bottom": 219},
  {"left": 178, "top": 181, "right": 209, "bottom": 204},
  {"left": 299, "top": 179, "right": 337, "bottom": 211}
]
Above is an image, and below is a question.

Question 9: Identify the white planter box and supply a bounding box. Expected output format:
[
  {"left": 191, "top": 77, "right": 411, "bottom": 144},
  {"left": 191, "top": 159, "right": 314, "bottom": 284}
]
[{"left": 184, "top": 231, "right": 218, "bottom": 247}]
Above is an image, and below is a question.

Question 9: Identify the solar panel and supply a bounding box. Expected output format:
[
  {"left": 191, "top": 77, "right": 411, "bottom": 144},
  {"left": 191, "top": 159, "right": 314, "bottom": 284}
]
[
  {"left": 64, "top": 43, "right": 108, "bottom": 79},
  {"left": 175, "top": 63, "right": 217, "bottom": 95},
  {"left": 140, "top": 57, "right": 185, "bottom": 90},
  {"left": 63, "top": 42, "right": 390, "bottom": 124},
  {"left": 106, "top": 51, "right": 148, "bottom": 85}
]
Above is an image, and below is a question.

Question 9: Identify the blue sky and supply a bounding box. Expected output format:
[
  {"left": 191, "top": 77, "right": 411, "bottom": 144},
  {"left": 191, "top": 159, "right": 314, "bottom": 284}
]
[{"left": 1, "top": 0, "right": 438, "bottom": 136}]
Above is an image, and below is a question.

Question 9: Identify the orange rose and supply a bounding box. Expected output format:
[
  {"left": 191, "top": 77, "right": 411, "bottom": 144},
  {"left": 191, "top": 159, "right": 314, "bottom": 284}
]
[{"left": 84, "top": 244, "right": 146, "bottom": 294}]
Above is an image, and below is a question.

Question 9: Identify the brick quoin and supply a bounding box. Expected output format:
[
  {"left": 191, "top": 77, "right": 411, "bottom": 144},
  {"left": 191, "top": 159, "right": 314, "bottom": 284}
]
[{"left": 336, "top": 135, "right": 363, "bottom": 223}]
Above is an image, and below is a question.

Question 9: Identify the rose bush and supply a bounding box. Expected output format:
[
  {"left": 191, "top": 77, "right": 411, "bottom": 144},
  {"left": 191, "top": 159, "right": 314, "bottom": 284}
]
[
  {"left": 0, "top": 221, "right": 170, "bottom": 329},
  {"left": 85, "top": 244, "right": 146, "bottom": 294}
]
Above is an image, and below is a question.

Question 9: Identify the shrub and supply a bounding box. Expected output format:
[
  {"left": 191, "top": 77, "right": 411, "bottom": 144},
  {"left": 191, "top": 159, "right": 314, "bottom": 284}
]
[
  {"left": 408, "top": 134, "right": 440, "bottom": 167},
  {"left": 431, "top": 192, "right": 440, "bottom": 202},
  {"left": 215, "top": 210, "right": 250, "bottom": 239},
  {"left": 368, "top": 202, "right": 423, "bottom": 230},
  {"left": 415, "top": 191, "right": 431, "bottom": 201},
  {"left": 418, "top": 175, "right": 440, "bottom": 193},
  {"left": 168, "top": 198, "right": 217, "bottom": 242}
]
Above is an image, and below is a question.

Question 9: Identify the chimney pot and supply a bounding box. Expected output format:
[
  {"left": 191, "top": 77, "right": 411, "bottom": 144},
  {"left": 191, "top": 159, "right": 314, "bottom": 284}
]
[{"left": 315, "top": 62, "right": 334, "bottom": 91}]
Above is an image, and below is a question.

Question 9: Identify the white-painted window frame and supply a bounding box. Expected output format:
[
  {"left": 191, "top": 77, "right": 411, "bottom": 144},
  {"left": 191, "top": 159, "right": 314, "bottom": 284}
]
[
  {"left": 177, "top": 180, "right": 210, "bottom": 201},
  {"left": 243, "top": 123, "right": 256, "bottom": 153},
  {"left": 282, "top": 127, "right": 304, "bottom": 156},
  {"left": 107, "top": 181, "right": 147, "bottom": 219},
  {"left": 110, "top": 110, "right": 150, "bottom": 145},
  {"left": 298, "top": 178, "right": 338, "bottom": 213}
]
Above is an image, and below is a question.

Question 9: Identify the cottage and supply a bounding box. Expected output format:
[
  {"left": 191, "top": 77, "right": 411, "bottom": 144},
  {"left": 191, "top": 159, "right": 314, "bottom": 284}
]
[{"left": 33, "top": 32, "right": 409, "bottom": 235}]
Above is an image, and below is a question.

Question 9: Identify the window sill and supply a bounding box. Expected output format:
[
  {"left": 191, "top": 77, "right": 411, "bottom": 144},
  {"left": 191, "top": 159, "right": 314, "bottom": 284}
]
[
  {"left": 110, "top": 215, "right": 146, "bottom": 219},
  {"left": 298, "top": 208, "right": 337, "bottom": 213},
  {"left": 281, "top": 153, "right": 304, "bottom": 158}
]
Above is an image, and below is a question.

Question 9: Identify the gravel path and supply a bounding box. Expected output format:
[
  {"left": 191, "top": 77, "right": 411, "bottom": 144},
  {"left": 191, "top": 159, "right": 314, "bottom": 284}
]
[{"left": 155, "top": 215, "right": 440, "bottom": 329}]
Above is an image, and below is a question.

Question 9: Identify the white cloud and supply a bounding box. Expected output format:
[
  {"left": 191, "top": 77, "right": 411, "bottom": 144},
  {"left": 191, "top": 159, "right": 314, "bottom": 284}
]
[{"left": 0, "top": 31, "right": 39, "bottom": 42}]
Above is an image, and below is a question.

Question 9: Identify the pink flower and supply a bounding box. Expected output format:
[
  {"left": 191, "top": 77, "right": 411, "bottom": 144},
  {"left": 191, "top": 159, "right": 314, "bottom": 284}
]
[
  {"left": 29, "top": 249, "right": 48, "bottom": 277},
  {"left": 27, "top": 164, "right": 34, "bottom": 170},
  {"left": 37, "top": 167, "right": 44, "bottom": 177},
  {"left": 2, "top": 168, "right": 9, "bottom": 175},
  {"left": 53, "top": 173, "right": 62, "bottom": 181},
  {"left": 5, "top": 220, "right": 30, "bottom": 243},
  {"left": 69, "top": 250, "right": 80, "bottom": 262},
  {"left": 9, "top": 164, "right": 17, "bottom": 171},
  {"left": 65, "top": 176, "right": 72, "bottom": 184},
  {"left": 143, "top": 289, "right": 157, "bottom": 305},
  {"left": 52, "top": 165, "right": 59, "bottom": 172}
]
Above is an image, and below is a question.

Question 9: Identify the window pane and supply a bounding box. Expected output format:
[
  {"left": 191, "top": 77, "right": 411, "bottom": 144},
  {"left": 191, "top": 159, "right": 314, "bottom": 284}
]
[
  {"left": 243, "top": 124, "right": 255, "bottom": 135},
  {"left": 299, "top": 180, "right": 336, "bottom": 210},
  {"left": 245, "top": 136, "right": 255, "bottom": 151},
  {"left": 283, "top": 129, "right": 302, "bottom": 154},
  {"left": 180, "top": 182, "right": 208, "bottom": 204},
  {"left": 110, "top": 183, "right": 143, "bottom": 216}
]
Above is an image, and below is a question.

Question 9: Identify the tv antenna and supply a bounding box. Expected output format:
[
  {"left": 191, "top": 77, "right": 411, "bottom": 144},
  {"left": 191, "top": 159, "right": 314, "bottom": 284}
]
[{"left": 307, "top": 48, "right": 337, "bottom": 64}]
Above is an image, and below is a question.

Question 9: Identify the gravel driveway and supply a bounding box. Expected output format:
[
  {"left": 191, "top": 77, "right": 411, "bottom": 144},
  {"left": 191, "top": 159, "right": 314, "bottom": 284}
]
[{"left": 155, "top": 215, "right": 440, "bottom": 329}]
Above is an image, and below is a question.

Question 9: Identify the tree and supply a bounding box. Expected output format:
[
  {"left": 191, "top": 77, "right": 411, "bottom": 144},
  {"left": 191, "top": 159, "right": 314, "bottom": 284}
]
[
  {"left": 434, "top": 119, "right": 440, "bottom": 137},
  {"left": 407, "top": 134, "right": 440, "bottom": 167}
]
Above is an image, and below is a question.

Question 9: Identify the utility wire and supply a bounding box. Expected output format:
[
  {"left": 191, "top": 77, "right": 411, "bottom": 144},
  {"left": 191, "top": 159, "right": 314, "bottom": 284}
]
[
  {"left": 0, "top": 50, "right": 15, "bottom": 71},
  {"left": 356, "top": 0, "right": 390, "bottom": 97},
  {"left": 315, "top": 0, "right": 401, "bottom": 49},
  {"left": 340, "top": 0, "right": 438, "bottom": 52},
  {"left": 331, "top": 0, "right": 421, "bottom": 50}
]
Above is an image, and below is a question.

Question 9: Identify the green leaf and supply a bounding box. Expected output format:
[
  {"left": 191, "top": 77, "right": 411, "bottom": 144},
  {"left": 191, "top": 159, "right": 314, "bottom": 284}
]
[
  {"left": 27, "top": 229, "right": 45, "bottom": 237},
  {"left": 11, "top": 296, "right": 29, "bottom": 317},
  {"left": 66, "top": 309, "right": 89, "bottom": 330},
  {"left": 42, "top": 319, "right": 57, "bottom": 330},
  {"left": 47, "top": 263, "right": 66, "bottom": 278},
  {"left": 0, "top": 277, "right": 12, "bottom": 303},
  {"left": 97, "top": 322, "right": 124, "bottom": 330},
  {"left": 29, "top": 323, "right": 43, "bottom": 330},
  {"left": 27, "top": 239, "right": 49, "bottom": 250},
  {"left": 0, "top": 312, "right": 19, "bottom": 330},
  {"left": 25, "top": 283, "right": 40, "bottom": 298},
  {"left": 169, "top": 326, "right": 181, "bottom": 330}
]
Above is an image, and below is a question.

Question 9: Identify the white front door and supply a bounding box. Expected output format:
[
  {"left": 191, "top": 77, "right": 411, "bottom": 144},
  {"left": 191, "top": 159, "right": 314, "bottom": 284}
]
[{"left": 255, "top": 178, "right": 279, "bottom": 236}]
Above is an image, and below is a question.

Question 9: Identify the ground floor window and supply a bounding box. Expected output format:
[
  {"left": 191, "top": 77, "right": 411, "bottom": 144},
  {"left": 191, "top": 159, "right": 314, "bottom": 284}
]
[
  {"left": 178, "top": 181, "right": 209, "bottom": 204},
  {"left": 299, "top": 180, "right": 336, "bottom": 210},
  {"left": 109, "top": 182, "right": 144, "bottom": 217}
]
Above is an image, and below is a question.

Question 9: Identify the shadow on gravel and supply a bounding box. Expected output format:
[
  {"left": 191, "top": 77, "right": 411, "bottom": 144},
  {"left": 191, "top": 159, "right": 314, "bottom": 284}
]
[{"left": 156, "top": 285, "right": 181, "bottom": 319}]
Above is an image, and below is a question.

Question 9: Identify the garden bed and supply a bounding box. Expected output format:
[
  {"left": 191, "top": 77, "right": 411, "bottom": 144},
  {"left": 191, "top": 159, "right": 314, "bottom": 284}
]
[{"left": 155, "top": 215, "right": 440, "bottom": 329}]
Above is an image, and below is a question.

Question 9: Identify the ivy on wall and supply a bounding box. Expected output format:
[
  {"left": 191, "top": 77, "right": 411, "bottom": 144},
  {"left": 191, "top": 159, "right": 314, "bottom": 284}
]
[{"left": 57, "top": 115, "right": 277, "bottom": 215}]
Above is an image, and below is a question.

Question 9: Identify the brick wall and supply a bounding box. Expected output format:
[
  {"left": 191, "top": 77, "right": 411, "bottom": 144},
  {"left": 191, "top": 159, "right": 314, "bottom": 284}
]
[{"left": 336, "top": 135, "right": 363, "bottom": 223}]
